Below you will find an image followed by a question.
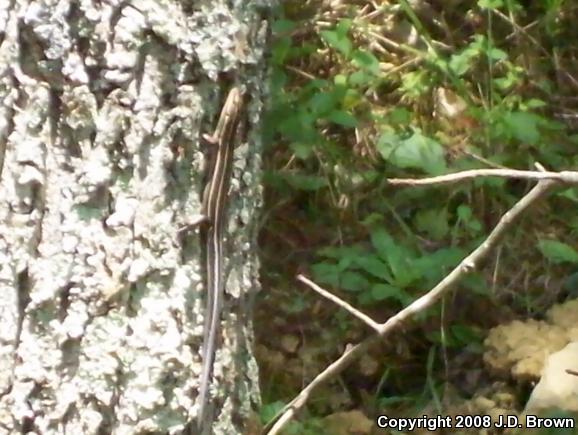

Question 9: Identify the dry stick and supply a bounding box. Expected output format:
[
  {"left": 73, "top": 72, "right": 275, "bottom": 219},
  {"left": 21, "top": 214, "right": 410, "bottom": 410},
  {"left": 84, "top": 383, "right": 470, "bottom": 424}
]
[
  {"left": 264, "top": 178, "right": 558, "bottom": 435},
  {"left": 387, "top": 169, "right": 578, "bottom": 186},
  {"left": 298, "top": 275, "right": 381, "bottom": 331},
  {"left": 492, "top": 9, "right": 545, "bottom": 55}
]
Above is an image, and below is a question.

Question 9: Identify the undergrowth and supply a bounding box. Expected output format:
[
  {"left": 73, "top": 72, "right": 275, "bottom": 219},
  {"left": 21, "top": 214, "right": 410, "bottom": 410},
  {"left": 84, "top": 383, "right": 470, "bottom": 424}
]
[{"left": 256, "top": 0, "right": 578, "bottom": 432}]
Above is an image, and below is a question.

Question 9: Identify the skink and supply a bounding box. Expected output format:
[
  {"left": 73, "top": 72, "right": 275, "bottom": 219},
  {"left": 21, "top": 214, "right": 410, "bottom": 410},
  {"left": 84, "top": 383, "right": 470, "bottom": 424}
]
[{"left": 197, "top": 87, "right": 243, "bottom": 434}]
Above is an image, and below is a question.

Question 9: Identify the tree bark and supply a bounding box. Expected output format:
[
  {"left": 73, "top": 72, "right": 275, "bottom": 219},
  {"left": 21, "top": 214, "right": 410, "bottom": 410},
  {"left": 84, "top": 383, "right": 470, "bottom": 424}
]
[{"left": 0, "top": 1, "right": 269, "bottom": 434}]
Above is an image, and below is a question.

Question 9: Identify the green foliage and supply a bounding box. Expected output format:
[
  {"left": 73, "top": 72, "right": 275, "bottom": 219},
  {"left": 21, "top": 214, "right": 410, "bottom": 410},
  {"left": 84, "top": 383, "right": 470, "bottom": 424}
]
[
  {"left": 281, "top": 173, "right": 328, "bottom": 191},
  {"left": 260, "top": 402, "right": 328, "bottom": 435},
  {"left": 320, "top": 20, "right": 353, "bottom": 57},
  {"left": 489, "top": 109, "right": 562, "bottom": 147},
  {"left": 455, "top": 205, "right": 482, "bottom": 236},
  {"left": 399, "top": 70, "right": 434, "bottom": 100},
  {"left": 478, "top": 0, "right": 504, "bottom": 10},
  {"left": 311, "top": 228, "right": 466, "bottom": 307},
  {"left": 377, "top": 128, "right": 447, "bottom": 175},
  {"left": 449, "top": 35, "right": 507, "bottom": 77},
  {"left": 261, "top": 0, "right": 578, "bottom": 424},
  {"left": 427, "top": 324, "right": 484, "bottom": 349},
  {"left": 259, "top": 401, "right": 285, "bottom": 423},
  {"left": 538, "top": 240, "right": 578, "bottom": 264}
]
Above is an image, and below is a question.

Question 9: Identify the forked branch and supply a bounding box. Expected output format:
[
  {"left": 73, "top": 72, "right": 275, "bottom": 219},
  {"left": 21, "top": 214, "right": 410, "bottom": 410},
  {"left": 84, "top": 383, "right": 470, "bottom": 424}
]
[{"left": 264, "top": 174, "right": 563, "bottom": 435}]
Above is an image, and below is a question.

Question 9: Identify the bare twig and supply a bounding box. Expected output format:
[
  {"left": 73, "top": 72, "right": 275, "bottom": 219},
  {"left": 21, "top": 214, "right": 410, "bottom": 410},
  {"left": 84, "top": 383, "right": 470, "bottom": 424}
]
[
  {"left": 387, "top": 169, "right": 578, "bottom": 186},
  {"left": 285, "top": 65, "right": 317, "bottom": 81},
  {"left": 297, "top": 275, "right": 381, "bottom": 331},
  {"left": 264, "top": 178, "right": 557, "bottom": 435},
  {"left": 492, "top": 10, "right": 546, "bottom": 55},
  {"left": 462, "top": 149, "right": 510, "bottom": 170}
]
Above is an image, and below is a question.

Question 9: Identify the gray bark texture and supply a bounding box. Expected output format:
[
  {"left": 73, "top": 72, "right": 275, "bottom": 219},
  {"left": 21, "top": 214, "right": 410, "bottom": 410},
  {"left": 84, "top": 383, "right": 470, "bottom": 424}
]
[{"left": 0, "top": 1, "right": 270, "bottom": 434}]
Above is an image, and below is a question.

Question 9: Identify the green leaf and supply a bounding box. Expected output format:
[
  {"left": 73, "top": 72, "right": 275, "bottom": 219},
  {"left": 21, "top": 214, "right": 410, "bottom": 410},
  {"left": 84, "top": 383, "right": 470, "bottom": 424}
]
[
  {"left": 286, "top": 295, "right": 308, "bottom": 314},
  {"left": 456, "top": 205, "right": 482, "bottom": 234},
  {"left": 303, "top": 78, "right": 330, "bottom": 92},
  {"left": 339, "top": 271, "right": 370, "bottom": 292},
  {"left": 387, "top": 108, "right": 412, "bottom": 126},
  {"left": 370, "top": 229, "right": 418, "bottom": 287},
  {"left": 318, "top": 245, "right": 366, "bottom": 260},
  {"left": 361, "top": 212, "right": 384, "bottom": 227},
  {"left": 309, "top": 92, "right": 339, "bottom": 116},
  {"left": 327, "top": 110, "right": 357, "bottom": 127},
  {"left": 501, "top": 111, "right": 541, "bottom": 145},
  {"left": 270, "top": 68, "right": 288, "bottom": 92},
  {"left": 415, "top": 208, "right": 449, "bottom": 240},
  {"left": 334, "top": 74, "right": 348, "bottom": 86},
  {"left": 377, "top": 129, "right": 446, "bottom": 174},
  {"left": 353, "top": 256, "right": 394, "bottom": 282},
  {"left": 271, "top": 37, "right": 292, "bottom": 65},
  {"left": 451, "top": 325, "right": 482, "bottom": 346},
  {"left": 282, "top": 173, "right": 328, "bottom": 191},
  {"left": 311, "top": 262, "right": 341, "bottom": 287},
  {"left": 272, "top": 19, "right": 296, "bottom": 34},
  {"left": 371, "top": 284, "right": 410, "bottom": 304},
  {"left": 260, "top": 401, "right": 287, "bottom": 423},
  {"left": 336, "top": 18, "right": 353, "bottom": 36},
  {"left": 370, "top": 228, "right": 396, "bottom": 261},
  {"left": 449, "top": 41, "right": 483, "bottom": 76},
  {"left": 337, "top": 253, "right": 356, "bottom": 272},
  {"left": 427, "top": 330, "right": 457, "bottom": 347},
  {"left": 376, "top": 128, "right": 398, "bottom": 154},
  {"left": 351, "top": 49, "right": 380, "bottom": 75},
  {"left": 349, "top": 70, "right": 372, "bottom": 86},
  {"left": 478, "top": 0, "right": 503, "bottom": 9},
  {"left": 383, "top": 253, "right": 413, "bottom": 287},
  {"left": 457, "top": 204, "right": 472, "bottom": 221},
  {"left": 278, "top": 109, "right": 318, "bottom": 144},
  {"left": 556, "top": 188, "right": 578, "bottom": 203},
  {"left": 462, "top": 273, "right": 489, "bottom": 295},
  {"left": 400, "top": 70, "right": 432, "bottom": 99},
  {"left": 320, "top": 26, "right": 352, "bottom": 57},
  {"left": 487, "top": 47, "right": 507, "bottom": 61},
  {"left": 523, "top": 98, "right": 547, "bottom": 110},
  {"left": 289, "top": 142, "right": 314, "bottom": 160},
  {"left": 494, "top": 68, "right": 522, "bottom": 91},
  {"left": 342, "top": 88, "right": 363, "bottom": 110},
  {"left": 414, "top": 248, "right": 464, "bottom": 282},
  {"left": 538, "top": 240, "right": 578, "bottom": 264}
]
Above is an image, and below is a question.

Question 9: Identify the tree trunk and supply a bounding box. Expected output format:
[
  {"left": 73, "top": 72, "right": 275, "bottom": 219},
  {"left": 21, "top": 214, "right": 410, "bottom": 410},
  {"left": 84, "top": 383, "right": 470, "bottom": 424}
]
[{"left": 0, "top": 1, "right": 268, "bottom": 434}]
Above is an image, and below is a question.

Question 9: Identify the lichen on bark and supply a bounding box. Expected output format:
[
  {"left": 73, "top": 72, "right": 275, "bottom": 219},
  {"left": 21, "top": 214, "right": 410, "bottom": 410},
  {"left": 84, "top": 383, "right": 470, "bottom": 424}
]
[{"left": 0, "top": 0, "right": 269, "bottom": 433}]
